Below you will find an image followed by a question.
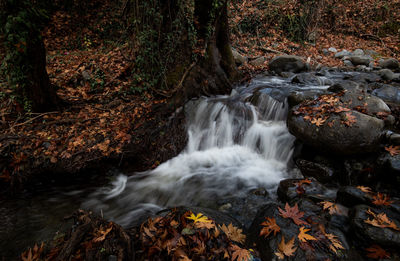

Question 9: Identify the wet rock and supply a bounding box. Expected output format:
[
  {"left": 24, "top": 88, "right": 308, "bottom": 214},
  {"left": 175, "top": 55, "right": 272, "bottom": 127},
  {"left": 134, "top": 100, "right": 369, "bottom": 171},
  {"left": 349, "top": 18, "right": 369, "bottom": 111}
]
[
  {"left": 336, "top": 186, "right": 372, "bottom": 208},
  {"left": 378, "top": 69, "right": 396, "bottom": 81},
  {"left": 277, "top": 177, "right": 333, "bottom": 203},
  {"left": 288, "top": 109, "right": 385, "bottom": 155},
  {"left": 343, "top": 60, "right": 353, "bottom": 67},
  {"left": 268, "top": 55, "right": 308, "bottom": 74},
  {"left": 249, "top": 56, "right": 266, "bottom": 67},
  {"left": 248, "top": 201, "right": 351, "bottom": 261},
  {"left": 379, "top": 58, "right": 400, "bottom": 70},
  {"left": 350, "top": 205, "right": 400, "bottom": 247},
  {"left": 295, "top": 159, "right": 335, "bottom": 184},
  {"left": 232, "top": 48, "right": 247, "bottom": 65},
  {"left": 335, "top": 50, "right": 351, "bottom": 59},
  {"left": 287, "top": 90, "right": 326, "bottom": 107},
  {"left": 348, "top": 56, "right": 373, "bottom": 66},
  {"left": 339, "top": 90, "right": 391, "bottom": 115},
  {"left": 322, "top": 49, "right": 329, "bottom": 56},
  {"left": 371, "top": 83, "right": 400, "bottom": 105},
  {"left": 352, "top": 49, "right": 365, "bottom": 56}
]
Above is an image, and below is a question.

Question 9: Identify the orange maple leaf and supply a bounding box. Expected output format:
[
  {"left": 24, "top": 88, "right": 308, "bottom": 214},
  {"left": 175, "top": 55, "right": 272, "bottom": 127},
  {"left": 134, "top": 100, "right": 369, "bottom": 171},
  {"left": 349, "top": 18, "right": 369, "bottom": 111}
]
[
  {"left": 275, "top": 235, "right": 297, "bottom": 259},
  {"left": 278, "top": 203, "right": 308, "bottom": 226},
  {"left": 385, "top": 145, "right": 400, "bottom": 156},
  {"left": 293, "top": 179, "right": 312, "bottom": 187},
  {"left": 260, "top": 217, "right": 280, "bottom": 238},
  {"left": 356, "top": 186, "right": 372, "bottom": 193},
  {"left": 372, "top": 192, "right": 393, "bottom": 206},
  {"left": 93, "top": 222, "right": 113, "bottom": 243},
  {"left": 343, "top": 112, "right": 356, "bottom": 126},
  {"left": 311, "top": 117, "right": 326, "bottom": 126},
  {"left": 365, "top": 245, "right": 390, "bottom": 259},
  {"left": 298, "top": 227, "right": 317, "bottom": 242},
  {"left": 320, "top": 201, "right": 340, "bottom": 215},
  {"left": 364, "top": 209, "right": 400, "bottom": 231}
]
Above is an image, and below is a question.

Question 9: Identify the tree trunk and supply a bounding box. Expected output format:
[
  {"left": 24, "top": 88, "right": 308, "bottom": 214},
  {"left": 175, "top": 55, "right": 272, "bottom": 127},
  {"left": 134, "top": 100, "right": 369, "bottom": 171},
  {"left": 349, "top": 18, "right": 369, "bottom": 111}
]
[
  {"left": 24, "top": 33, "right": 59, "bottom": 112},
  {"left": 0, "top": 0, "right": 60, "bottom": 112},
  {"left": 130, "top": 0, "right": 239, "bottom": 110}
]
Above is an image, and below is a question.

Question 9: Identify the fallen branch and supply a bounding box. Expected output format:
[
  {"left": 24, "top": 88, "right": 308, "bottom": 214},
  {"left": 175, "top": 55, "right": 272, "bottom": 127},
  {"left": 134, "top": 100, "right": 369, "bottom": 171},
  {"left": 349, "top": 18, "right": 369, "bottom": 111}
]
[
  {"left": 8, "top": 111, "right": 59, "bottom": 131},
  {"left": 360, "top": 34, "right": 396, "bottom": 56}
]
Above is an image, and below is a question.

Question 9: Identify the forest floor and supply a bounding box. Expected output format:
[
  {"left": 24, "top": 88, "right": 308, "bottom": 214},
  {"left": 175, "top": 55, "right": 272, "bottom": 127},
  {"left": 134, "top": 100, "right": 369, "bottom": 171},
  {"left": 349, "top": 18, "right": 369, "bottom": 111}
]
[{"left": 0, "top": 0, "right": 399, "bottom": 189}]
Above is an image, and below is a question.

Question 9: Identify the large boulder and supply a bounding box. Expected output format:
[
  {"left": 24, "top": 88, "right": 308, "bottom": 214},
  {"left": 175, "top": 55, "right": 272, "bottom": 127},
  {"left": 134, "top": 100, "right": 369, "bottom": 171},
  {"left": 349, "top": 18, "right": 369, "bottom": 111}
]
[
  {"left": 287, "top": 91, "right": 389, "bottom": 155},
  {"left": 268, "top": 55, "right": 308, "bottom": 74},
  {"left": 231, "top": 48, "right": 248, "bottom": 65}
]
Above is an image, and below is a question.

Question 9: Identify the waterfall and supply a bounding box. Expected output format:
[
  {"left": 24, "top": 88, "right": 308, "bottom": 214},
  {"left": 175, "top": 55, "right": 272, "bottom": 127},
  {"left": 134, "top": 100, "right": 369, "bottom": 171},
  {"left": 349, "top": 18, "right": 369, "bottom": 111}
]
[{"left": 83, "top": 89, "right": 295, "bottom": 227}]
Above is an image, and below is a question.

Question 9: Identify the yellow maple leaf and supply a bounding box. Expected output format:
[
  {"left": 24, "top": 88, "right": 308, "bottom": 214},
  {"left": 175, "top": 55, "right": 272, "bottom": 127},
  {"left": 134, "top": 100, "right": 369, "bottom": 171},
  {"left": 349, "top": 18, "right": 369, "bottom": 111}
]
[{"left": 186, "top": 212, "right": 211, "bottom": 224}]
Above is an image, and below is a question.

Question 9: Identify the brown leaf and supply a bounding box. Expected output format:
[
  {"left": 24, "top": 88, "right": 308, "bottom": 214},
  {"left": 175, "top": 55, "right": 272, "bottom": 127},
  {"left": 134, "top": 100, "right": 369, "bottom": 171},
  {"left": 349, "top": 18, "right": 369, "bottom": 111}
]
[
  {"left": 298, "top": 226, "right": 317, "bottom": 242},
  {"left": 220, "top": 223, "right": 246, "bottom": 244},
  {"left": 320, "top": 201, "right": 340, "bottom": 215},
  {"left": 364, "top": 209, "right": 400, "bottom": 231},
  {"left": 93, "top": 223, "right": 113, "bottom": 242},
  {"left": 260, "top": 217, "right": 280, "bottom": 238},
  {"left": 325, "top": 233, "right": 345, "bottom": 254},
  {"left": 365, "top": 245, "right": 390, "bottom": 259},
  {"left": 372, "top": 192, "right": 393, "bottom": 206},
  {"left": 279, "top": 203, "right": 308, "bottom": 226},
  {"left": 231, "top": 244, "right": 251, "bottom": 261},
  {"left": 385, "top": 145, "right": 400, "bottom": 156},
  {"left": 275, "top": 235, "right": 297, "bottom": 259}
]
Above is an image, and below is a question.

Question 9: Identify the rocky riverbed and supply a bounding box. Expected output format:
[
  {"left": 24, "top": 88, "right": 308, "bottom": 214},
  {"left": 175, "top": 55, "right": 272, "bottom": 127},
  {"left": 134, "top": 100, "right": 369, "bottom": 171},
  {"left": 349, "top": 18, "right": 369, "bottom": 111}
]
[{"left": 15, "top": 53, "right": 400, "bottom": 260}]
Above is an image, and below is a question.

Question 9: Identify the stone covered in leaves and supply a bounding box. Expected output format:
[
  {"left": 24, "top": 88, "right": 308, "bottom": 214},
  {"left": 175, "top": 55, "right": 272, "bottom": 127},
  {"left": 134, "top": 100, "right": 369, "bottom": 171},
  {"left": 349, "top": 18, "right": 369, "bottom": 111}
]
[
  {"left": 287, "top": 89, "right": 389, "bottom": 155},
  {"left": 248, "top": 202, "right": 348, "bottom": 260}
]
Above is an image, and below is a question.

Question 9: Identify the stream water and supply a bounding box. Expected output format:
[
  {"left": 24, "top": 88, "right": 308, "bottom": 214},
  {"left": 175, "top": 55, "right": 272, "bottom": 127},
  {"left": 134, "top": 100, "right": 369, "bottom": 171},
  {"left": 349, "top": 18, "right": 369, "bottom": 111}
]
[{"left": 1, "top": 72, "right": 343, "bottom": 258}]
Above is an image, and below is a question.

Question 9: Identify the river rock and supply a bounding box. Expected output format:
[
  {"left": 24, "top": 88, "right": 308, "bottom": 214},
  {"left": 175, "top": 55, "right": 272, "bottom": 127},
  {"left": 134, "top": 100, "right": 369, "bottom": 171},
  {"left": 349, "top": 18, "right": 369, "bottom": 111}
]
[
  {"left": 350, "top": 205, "right": 400, "bottom": 247},
  {"left": 371, "top": 83, "right": 400, "bottom": 105},
  {"left": 328, "top": 47, "right": 337, "bottom": 53},
  {"left": 378, "top": 69, "right": 396, "bottom": 81},
  {"left": 364, "top": 49, "right": 379, "bottom": 57},
  {"left": 336, "top": 186, "right": 372, "bottom": 208},
  {"left": 379, "top": 58, "right": 400, "bottom": 70},
  {"left": 249, "top": 56, "right": 267, "bottom": 67},
  {"left": 352, "top": 49, "right": 365, "bottom": 56},
  {"left": 231, "top": 48, "right": 247, "bottom": 65},
  {"left": 347, "top": 55, "right": 373, "bottom": 66},
  {"left": 295, "top": 159, "right": 335, "bottom": 184},
  {"left": 335, "top": 50, "right": 351, "bottom": 59},
  {"left": 288, "top": 105, "right": 386, "bottom": 155},
  {"left": 277, "top": 177, "right": 334, "bottom": 203},
  {"left": 268, "top": 55, "right": 308, "bottom": 74},
  {"left": 287, "top": 90, "right": 327, "bottom": 107},
  {"left": 248, "top": 201, "right": 350, "bottom": 261},
  {"left": 343, "top": 60, "right": 353, "bottom": 67}
]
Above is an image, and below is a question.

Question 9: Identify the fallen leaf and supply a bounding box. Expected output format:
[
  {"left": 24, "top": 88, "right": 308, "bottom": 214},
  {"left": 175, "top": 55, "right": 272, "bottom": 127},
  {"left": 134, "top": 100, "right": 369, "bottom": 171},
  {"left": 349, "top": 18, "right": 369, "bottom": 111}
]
[
  {"left": 372, "top": 192, "right": 393, "bottom": 206},
  {"left": 231, "top": 244, "right": 251, "bottom": 261},
  {"left": 325, "top": 233, "right": 345, "bottom": 254},
  {"left": 279, "top": 203, "right": 308, "bottom": 226},
  {"left": 260, "top": 217, "right": 280, "bottom": 238},
  {"left": 364, "top": 209, "right": 400, "bottom": 231},
  {"left": 356, "top": 186, "right": 372, "bottom": 193},
  {"left": 186, "top": 212, "right": 212, "bottom": 224},
  {"left": 320, "top": 201, "right": 340, "bottom": 215},
  {"left": 275, "top": 235, "right": 297, "bottom": 259},
  {"left": 220, "top": 223, "right": 246, "bottom": 244},
  {"left": 298, "top": 226, "right": 317, "bottom": 242},
  {"left": 365, "top": 245, "right": 390, "bottom": 259},
  {"left": 311, "top": 117, "right": 326, "bottom": 126},
  {"left": 385, "top": 145, "right": 400, "bottom": 156},
  {"left": 93, "top": 223, "right": 113, "bottom": 242}
]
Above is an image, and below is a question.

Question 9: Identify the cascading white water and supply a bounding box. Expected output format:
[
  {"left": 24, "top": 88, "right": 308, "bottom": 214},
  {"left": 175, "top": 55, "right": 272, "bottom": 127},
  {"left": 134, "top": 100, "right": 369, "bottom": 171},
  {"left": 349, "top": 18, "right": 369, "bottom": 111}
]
[{"left": 82, "top": 88, "right": 295, "bottom": 227}]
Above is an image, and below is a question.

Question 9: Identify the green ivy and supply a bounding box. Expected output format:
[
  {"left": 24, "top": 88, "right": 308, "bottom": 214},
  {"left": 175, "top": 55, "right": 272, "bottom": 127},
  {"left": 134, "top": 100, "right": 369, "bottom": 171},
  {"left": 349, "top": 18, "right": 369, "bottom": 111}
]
[{"left": 0, "top": 0, "right": 49, "bottom": 110}]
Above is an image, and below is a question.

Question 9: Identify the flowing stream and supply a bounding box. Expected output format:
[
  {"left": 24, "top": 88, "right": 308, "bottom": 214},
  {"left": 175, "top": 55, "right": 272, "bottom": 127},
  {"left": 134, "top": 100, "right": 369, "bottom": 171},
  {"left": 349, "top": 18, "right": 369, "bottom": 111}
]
[{"left": 1, "top": 72, "right": 344, "bottom": 258}]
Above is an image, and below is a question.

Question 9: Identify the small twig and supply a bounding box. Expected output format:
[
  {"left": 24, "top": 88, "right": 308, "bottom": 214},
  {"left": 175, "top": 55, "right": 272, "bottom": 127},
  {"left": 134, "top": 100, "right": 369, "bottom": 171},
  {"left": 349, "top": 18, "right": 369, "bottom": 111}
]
[
  {"left": 258, "top": 47, "right": 287, "bottom": 55},
  {"left": 8, "top": 111, "right": 59, "bottom": 130}
]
